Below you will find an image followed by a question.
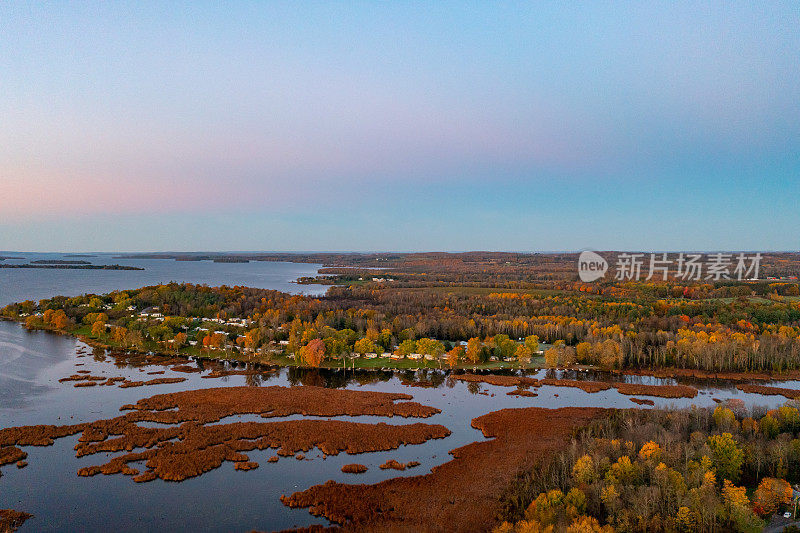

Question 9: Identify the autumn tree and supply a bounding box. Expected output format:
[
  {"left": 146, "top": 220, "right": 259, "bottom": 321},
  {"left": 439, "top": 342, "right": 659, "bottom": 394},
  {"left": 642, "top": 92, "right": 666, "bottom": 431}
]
[
  {"left": 51, "top": 310, "right": 70, "bottom": 330},
  {"left": 125, "top": 329, "right": 145, "bottom": 349},
  {"left": 597, "top": 340, "right": 622, "bottom": 369},
  {"left": 83, "top": 312, "right": 108, "bottom": 325},
  {"left": 491, "top": 334, "right": 518, "bottom": 359},
  {"left": 575, "top": 342, "right": 593, "bottom": 363},
  {"left": 417, "top": 338, "right": 445, "bottom": 358},
  {"left": 354, "top": 337, "right": 377, "bottom": 355},
  {"left": 707, "top": 433, "right": 744, "bottom": 482},
  {"left": 525, "top": 334, "right": 540, "bottom": 353},
  {"left": 244, "top": 329, "right": 261, "bottom": 350},
  {"left": 515, "top": 343, "right": 532, "bottom": 362},
  {"left": 112, "top": 326, "right": 127, "bottom": 343},
  {"left": 91, "top": 320, "right": 106, "bottom": 337},
  {"left": 203, "top": 332, "right": 226, "bottom": 350},
  {"left": 396, "top": 339, "right": 417, "bottom": 357},
  {"left": 299, "top": 338, "right": 326, "bottom": 367},
  {"left": 398, "top": 328, "right": 415, "bottom": 341},
  {"left": 721, "top": 480, "right": 763, "bottom": 531},
  {"left": 377, "top": 328, "right": 393, "bottom": 351},
  {"left": 572, "top": 455, "right": 596, "bottom": 484},
  {"left": 753, "top": 477, "right": 792, "bottom": 517},
  {"left": 466, "top": 337, "right": 482, "bottom": 364},
  {"left": 566, "top": 516, "right": 613, "bottom": 533},
  {"left": 173, "top": 332, "right": 187, "bottom": 352},
  {"left": 544, "top": 342, "right": 576, "bottom": 368},
  {"left": 445, "top": 345, "right": 464, "bottom": 368},
  {"left": 760, "top": 414, "right": 780, "bottom": 438},
  {"left": 713, "top": 406, "right": 737, "bottom": 431}
]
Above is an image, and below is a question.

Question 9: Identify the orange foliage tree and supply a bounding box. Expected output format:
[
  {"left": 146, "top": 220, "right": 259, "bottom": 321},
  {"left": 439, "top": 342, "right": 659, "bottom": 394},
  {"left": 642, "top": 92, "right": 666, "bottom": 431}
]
[
  {"left": 753, "top": 477, "right": 792, "bottom": 516},
  {"left": 173, "top": 332, "right": 187, "bottom": 352},
  {"left": 300, "top": 338, "right": 326, "bottom": 367},
  {"left": 446, "top": 345, "right": 464, "bottom": 368},
  {"left": 52, "top": 310, "right": 70, "bottom": 330}
]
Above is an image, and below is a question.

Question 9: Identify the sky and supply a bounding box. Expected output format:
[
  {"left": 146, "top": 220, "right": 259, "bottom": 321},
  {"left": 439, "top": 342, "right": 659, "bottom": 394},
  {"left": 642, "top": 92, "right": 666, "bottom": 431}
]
[{"left": 1, "top": 1, "right": 798, "bottom": 252}]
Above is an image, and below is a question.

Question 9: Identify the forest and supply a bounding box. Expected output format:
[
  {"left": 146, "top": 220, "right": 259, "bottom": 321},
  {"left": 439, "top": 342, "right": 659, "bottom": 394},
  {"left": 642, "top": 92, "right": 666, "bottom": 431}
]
[
  {"left": 496, "top": 402, "right": 800, "bottom": 532},
  {"left": 2, "top": 253, "right": 799, "bottom": 373}
]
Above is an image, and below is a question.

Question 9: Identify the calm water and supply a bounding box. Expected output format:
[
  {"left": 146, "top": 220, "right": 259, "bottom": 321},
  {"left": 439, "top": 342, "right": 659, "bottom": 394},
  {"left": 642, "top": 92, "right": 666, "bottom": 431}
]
[
  {"left": 2, "top": 320, "right": 798, "bottom": 532},
  {"left": 0, "top": 257, "right": 798, "bottom": 531},
  {"left": 0, "top": 252, "right": 328, "bottom": 307}
]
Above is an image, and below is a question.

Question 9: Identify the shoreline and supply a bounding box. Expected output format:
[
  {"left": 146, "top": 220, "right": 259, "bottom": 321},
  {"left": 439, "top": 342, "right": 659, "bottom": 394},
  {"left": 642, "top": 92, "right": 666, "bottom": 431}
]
[{"left": 6, "top": 316, "right": 800, "bottom": 384}]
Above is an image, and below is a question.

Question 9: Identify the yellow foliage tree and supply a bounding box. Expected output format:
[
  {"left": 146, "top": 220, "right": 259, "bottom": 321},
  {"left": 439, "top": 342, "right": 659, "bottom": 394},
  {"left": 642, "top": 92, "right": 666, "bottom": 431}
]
[
  {"left": 515, "top": 343, "right": 532, "bottom": 362},
  {"left": 638, "top": 441, "right": 662, "bottom": 462},
  {"left": 572, "top": 455, "right": 595, "bottom": 484},
  {"left": 566, "top": 516, "right": 613, "bottom": 533},
  {"left": 466, "top": 337, "right": 482, "bottom": 364}
]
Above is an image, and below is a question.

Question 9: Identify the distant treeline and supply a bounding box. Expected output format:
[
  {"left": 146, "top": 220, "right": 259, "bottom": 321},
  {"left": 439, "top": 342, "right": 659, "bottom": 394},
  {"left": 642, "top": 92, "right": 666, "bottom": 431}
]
[
  {"left": 111, "top": 251, "right": 800, "bottom": 281},
  {"left": 0, "top": 264, "right": 143, "bottom": 270},
  {"left": 31, "top": 259, "right": 91, "bottom": 265}
]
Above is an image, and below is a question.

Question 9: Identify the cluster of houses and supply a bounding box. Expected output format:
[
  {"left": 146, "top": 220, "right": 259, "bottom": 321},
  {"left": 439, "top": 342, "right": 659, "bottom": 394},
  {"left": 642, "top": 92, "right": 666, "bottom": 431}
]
[
  {"left": 138, "top": 307, "right": 252, "bottom": 328},
  {"left": 82, "top": 306, "right": 544, "bottom": 364}
]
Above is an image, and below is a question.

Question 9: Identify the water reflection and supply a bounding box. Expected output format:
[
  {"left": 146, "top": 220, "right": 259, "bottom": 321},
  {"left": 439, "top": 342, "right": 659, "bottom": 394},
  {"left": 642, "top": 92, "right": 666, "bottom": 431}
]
[{"left": 1, "top": 319, "right": 799, "bottom": 532}]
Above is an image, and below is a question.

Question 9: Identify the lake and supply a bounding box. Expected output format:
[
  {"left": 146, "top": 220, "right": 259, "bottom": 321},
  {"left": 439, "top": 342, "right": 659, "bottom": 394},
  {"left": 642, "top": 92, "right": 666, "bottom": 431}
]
[{"left": 0, "top": 252, "right": 328, "bottom": 307}]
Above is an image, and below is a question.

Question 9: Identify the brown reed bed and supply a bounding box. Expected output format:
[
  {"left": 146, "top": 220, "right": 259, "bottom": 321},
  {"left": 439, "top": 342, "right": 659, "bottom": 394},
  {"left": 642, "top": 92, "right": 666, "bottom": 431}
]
[
  {"left": 629, "top": 398, "right": 655, "bottom": 406},
  {"left": 452, "top": 374, "right": 537, "bottom": 387},
  {"left": 378, "top": 459, "right": 420, "bottom": 470},
  {"left": 1, "top": 386, "right": 446, "bottom": 483},
  {"left": 117, "top": 377, "right": 187, "bottom": 388},
  {"left": 170, "top": 365, "right": 202, "bottom": 373},
  {"left": 200, "top": 368, "right": 276, "bottom": 379},
  {"left": 234, "top": 461, "right": 259, "bottom": 471},
  {"left": 76, "top": 419, "right": 449, "bottom": 482},
  {"left": 281, "top": 406, "right": 608, "bottom": 531},
  {"left": 61, "top": 374, "right": 186, "bottom": 389},
  {"left": 506, "top": 389, "right": 538, "bottom": 397},
  {"left": 118, "top": 386, "right": 441, "bottom": 422},
  {"left": 59, "top": 374, "right": 108, "bottom": 382},
  {"left": 342, "top": 464, "right": 368, "bottom": 474},
  {"left": 736, "top": 384, "right": 800, "bottom": 399},
  {"left": 0, "top": 423, "right": 87, "bottom": 447},
  {"left": 0, "top": 509, "right": 33, "bottom": 532},
  {"left": 0, "top": 446, "right": 26, "bottom": 467},
  {"left": 613, "top": 382, "right": 698, "bottom": 398},
  {"left": 538, "top": 379, "right": 613, "bottom": 393}
]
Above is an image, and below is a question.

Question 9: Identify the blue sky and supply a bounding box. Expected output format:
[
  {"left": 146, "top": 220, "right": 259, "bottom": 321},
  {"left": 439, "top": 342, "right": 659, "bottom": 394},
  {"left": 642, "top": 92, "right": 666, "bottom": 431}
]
[{"left": 1, "top": 1, "right": 798, "bottom": 252}]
